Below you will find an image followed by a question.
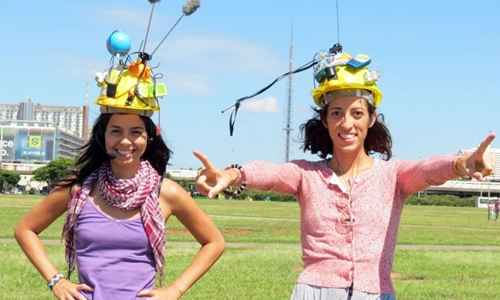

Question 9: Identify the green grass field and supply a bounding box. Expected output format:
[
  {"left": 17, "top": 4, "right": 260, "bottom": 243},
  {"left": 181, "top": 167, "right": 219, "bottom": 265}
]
[{"left": 1, "top": 195, "right": 500, "bottom": 299}]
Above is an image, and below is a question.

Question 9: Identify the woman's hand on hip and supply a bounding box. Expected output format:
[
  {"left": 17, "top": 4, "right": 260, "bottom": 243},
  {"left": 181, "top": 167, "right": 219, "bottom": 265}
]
[
  {"left": 137, "top": 286, "right": 183, "bottom": 300},
  {"left": 52, "top": 278, "right": 93, "bottom": 300}
]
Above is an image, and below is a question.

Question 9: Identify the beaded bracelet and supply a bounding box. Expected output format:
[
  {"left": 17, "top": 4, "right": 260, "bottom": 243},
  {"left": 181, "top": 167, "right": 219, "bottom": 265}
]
[
  {"left": 223, "top": 164, "right": 247, "bottom": 196},
  {"left": 47, "top": 273, "right": 64, "bottom": 290}
]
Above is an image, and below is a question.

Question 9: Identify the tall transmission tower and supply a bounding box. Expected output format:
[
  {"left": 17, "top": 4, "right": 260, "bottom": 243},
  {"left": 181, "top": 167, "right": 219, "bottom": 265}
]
[{"left": 284, "top": 23, "right": 294, "bottom": 162}]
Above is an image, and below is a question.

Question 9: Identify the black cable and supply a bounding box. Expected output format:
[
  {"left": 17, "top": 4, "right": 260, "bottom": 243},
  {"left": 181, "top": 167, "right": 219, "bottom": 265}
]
[
  {"left": 150, "top": 14, "right": 185, "bottom": 57},
  {"left": 223, "top": 58, "right": 318, "bottom": 136},
  {"left": 336, "top": 0, "right": 341, "bottom": 45},
  {"left": 142, "top": 2, "right": 157, "bottom": 53}
]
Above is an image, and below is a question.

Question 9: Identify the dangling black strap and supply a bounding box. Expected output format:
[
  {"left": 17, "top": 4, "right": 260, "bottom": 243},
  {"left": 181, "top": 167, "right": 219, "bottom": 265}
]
[
  {"left": 228, "top": 101, "right": 241, "bottom": 136},
  {"left": 222, "top": 59, "right": 318, "bottom": 136}
]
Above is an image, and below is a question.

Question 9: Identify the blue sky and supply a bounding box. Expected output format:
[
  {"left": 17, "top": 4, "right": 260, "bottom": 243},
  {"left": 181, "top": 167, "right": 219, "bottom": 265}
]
[{"left": 1, "top": 0, "right": 499, "bottom": 168}]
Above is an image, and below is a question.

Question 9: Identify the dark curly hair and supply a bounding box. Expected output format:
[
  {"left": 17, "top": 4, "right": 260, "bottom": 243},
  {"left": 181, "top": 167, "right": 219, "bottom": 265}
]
[
  {"left": 300, "top": 99, "right": 392, "bottom": 160},
  {"left": 58, "top": 113, "right": 172, "bottom": 188}
]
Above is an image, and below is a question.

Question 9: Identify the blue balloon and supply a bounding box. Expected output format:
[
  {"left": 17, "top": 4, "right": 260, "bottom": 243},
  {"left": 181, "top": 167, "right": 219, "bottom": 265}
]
[{"left": 106, "top": 31, "right": 131, "bottom": 56}]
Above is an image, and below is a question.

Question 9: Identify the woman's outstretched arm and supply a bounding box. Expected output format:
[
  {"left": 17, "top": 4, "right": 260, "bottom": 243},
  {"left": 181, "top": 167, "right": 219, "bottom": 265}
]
[
  {"left": 193, "top": 151, "right": 303, "bottom": 199},
  {"left": 397, "top": 133, "right": 495, "bottom": 199}
]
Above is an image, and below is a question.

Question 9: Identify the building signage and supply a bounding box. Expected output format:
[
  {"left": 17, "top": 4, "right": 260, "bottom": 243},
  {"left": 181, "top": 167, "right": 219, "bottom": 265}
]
[{"left": 0, "top": 139, "right": 14, "bottom": 157}]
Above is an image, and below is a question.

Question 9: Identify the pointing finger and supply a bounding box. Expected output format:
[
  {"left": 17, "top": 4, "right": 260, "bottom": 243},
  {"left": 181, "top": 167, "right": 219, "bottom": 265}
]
[
  {"left": 193, "top": 150, "right": 216, "bottom": 170},
  {"left": 475, "top": 133, "right": 496, "bottom": 156}
]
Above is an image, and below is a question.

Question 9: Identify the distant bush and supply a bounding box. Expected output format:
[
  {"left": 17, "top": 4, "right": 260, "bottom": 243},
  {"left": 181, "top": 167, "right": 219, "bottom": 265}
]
[
  {"left": 32, "top": 158, "right": 75, "bottom": 188},
  {"left": 204, "top": 187, "right": 476, "bottom": 207},
  {"left": 0, "top": 170, "right": 21, "bottom": 193},
  {"left": 230, "top": 190, "right": 296, "bottom": 202},
  {"left": 406, "top": 194, "right": 475, "bottom": 207}
]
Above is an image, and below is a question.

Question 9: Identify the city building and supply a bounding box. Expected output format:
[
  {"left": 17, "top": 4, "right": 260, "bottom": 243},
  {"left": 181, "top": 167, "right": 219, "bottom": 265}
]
[
  {"left": 0, "top": 99, "right": 88, "bottom": 191},
  {"left": 0, "top": 98, "right": 89, "bottom": 139}
]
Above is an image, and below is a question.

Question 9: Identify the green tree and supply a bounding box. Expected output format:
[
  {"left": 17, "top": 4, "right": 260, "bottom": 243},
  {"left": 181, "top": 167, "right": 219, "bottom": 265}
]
[
  {"left": 32, "top": 158, "right": 75, "bottom": 188},
  {"left": 0, "top": 170, "right": 21, "bottom": 193}
]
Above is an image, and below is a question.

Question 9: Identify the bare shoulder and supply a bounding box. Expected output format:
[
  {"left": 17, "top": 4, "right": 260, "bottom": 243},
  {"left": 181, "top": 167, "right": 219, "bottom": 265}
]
[
  {"left": 159, "top": 178, "right": 191, "bottom": 211},
  {"left": 36, "top": 185, "right": 74, "bottom": 217},
  {"left": 45, "top": 185, "right": 73, "bottom": 206}
]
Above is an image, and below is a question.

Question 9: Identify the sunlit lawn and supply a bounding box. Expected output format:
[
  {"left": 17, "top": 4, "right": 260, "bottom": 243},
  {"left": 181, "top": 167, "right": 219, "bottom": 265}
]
[{"left": 1, "top": 195, "right": 500, "bottom": 299}]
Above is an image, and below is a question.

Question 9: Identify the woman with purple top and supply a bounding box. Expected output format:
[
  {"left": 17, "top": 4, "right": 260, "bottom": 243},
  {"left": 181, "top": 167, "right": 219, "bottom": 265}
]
[
  {"left": 194, "top": 50, "right": 495, "bottom": 299},
  {"left": 14, "top": 35, "right": 224, "bottom": 299},
  {"left": 15, "top": 114, "right": 224, "bottom": 300}
]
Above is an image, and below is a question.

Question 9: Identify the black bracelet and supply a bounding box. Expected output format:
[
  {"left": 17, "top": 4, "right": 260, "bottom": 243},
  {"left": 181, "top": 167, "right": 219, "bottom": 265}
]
[{"left": 223, "top": 164, "right": 247, "bottom": 197}]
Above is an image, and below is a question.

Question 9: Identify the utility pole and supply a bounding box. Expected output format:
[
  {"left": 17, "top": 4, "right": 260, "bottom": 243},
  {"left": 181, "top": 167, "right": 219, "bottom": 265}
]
[{"left": 284, "top": 22, "right": 294, "bottom": 162}]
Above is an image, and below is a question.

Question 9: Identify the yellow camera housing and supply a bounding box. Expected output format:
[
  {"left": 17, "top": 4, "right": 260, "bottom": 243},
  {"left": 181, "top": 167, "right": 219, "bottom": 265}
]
[{"left": 312, "top": 53, "right": 382, "bottom": 108}]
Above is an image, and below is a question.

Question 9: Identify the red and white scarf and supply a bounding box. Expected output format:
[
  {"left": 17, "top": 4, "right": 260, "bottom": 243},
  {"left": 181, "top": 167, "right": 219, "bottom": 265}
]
[{"left": 62, "top": 160, "right": 165, "bottom": 278}]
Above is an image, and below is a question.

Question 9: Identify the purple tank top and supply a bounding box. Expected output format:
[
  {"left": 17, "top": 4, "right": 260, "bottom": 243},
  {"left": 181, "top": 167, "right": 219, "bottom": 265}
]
[{"left": 75, "top": 198, "right": 156, "bottom": 300}]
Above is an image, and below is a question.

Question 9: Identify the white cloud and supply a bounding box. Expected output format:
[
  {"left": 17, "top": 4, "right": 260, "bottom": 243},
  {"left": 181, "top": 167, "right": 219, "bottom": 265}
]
[
  {"left": 98, "top": 9, "right": 149, "bottom": 28},
  {"left": 92, "top": 7, "right": 287, "bottom": 77},
  {"left": 153, "top": 35, "right": 287, "bottom": 97},
  {"left": 166, "top": 72, "right": 214, "bottom": 97},
  {"left": 107, "top": 9, "right": 146, "bottom": 22},
  {"left": 56, "top": 34, "right": 285, "bottom": 98},
  {"left": 56, "top": 55, "right": 104, "bottom": 80},
  {"left": 241, "top": 96, "right": 279, "bottom": 113},
  {"left": 156, "top": 35, "right": 285, "bottom": 75}
]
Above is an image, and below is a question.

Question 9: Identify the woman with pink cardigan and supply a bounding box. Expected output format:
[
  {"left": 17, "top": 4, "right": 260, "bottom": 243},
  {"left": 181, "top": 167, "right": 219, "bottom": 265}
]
[{"left": 194, "top": 50, "right": 495, "bottom": 300}]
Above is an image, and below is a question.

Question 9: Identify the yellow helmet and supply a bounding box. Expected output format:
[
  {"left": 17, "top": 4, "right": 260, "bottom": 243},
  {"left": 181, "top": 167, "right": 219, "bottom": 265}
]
[
  {"left": 311, "top": 52, "right": 382, "bottom": 108},
  {"left": 94, "top": 0, "right": 202, "bottom": 117},
  {"left": 95, "top": 60, "right": 167, "bottom": 117}
]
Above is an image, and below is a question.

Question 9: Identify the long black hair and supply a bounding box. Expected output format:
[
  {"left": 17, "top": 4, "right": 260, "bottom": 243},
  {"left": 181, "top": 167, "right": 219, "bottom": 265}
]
[
  {"left": 300, "top": 100, "right": 392, "bottom": 160},
  {"left": 58, "top": 113, "right": 172, "bottom": 188}
]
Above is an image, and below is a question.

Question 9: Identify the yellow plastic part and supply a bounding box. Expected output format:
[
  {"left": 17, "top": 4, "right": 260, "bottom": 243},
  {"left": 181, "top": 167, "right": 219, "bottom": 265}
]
[
  {"left": 311, "top": 56, "right": 383, "bottom": 108},
  {"left": 96, "top": 68, "right": 168, "bottom": 114}
]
